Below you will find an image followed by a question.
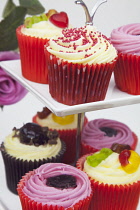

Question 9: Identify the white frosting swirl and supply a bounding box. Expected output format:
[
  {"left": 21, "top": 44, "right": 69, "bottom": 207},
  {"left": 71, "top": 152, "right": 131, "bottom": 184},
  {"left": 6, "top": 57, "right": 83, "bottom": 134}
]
[
  {"left": 84, "top": 152, "right": 140, "bottom": 185},
  {"left": 46, "top": 25, "right": 117, "bottom": 64},
  {"left": 21, "top": 20, "right": 64, "bottom": 39},
  {"left": 4, "top": 131, "right": 62, "bottom": 161}
]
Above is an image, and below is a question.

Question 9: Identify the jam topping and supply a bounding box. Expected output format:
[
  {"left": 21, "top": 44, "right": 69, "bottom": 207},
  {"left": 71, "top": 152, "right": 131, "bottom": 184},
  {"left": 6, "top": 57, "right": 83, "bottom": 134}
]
[
  {"left": 111, "top": 143, "right": 131, "bottom": 154},
  {"left": 46, "top": 174, "right": 77, "bottom": 189},
  {"left": 87, "top": 148, "right": 113, "bottom": 167},
  {"left": 13, "top": 123, "right": 58, "bottom": 146},
  {"left": 100, "top": 127, "right": 117, "bottom": 137},
  {"left": 119, "top": 150, "right": 140, "bottom": 174},
  {"left": 37, "top": 107, "right": 51, "bottom": 119},
  {"left": 52, "top": 114, "right": 75, "bottom": 125}
]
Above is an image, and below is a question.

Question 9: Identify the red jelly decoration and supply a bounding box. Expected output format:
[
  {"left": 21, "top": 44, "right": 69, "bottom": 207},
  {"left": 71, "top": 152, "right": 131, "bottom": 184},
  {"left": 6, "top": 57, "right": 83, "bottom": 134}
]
[
  {"left": 49, "top": 12, "right": 69, "bottom": 28},
  {"left": 119, "top": 149, "right": 131, "bottom": 166}
]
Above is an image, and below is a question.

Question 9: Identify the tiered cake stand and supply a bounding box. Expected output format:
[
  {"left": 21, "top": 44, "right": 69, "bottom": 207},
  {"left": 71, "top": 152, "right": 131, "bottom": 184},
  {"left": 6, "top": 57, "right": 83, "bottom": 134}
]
[{"left": 1, "top": 59, "right": 140, "bottom": 165}]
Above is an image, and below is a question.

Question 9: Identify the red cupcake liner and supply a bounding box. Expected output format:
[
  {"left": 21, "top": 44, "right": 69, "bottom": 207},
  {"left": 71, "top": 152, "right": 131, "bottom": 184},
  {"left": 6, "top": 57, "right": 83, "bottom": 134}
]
[
  {"left": 17, "top": 170, "right": 93, "bottom": 210},
  {"left": 16, "top": 26, "right": 49, "bottom": 84},
  {"left": 76, "top": 154, "right": 140, "bottom": 210},
  {"left": 33, "top": 115, "right": 88, "bottom": 164},
  {"left": 1, "top": 141, "right": 66, "bottom": 194},
  {"left": 80, "top": 132, "right": 138, "bottom": 156},
  {"left": 44, "top": 49, "right": 117, "bottom": 105},
  {"left": 114, "top": 53, "right": 140, "bottom": 95}
]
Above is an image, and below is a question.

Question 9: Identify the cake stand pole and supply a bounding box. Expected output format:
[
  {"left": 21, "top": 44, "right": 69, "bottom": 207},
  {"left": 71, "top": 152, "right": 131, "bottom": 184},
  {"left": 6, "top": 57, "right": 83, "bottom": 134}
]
[{"left": 74, "top": 112, "right": 85, "bottom": 166}]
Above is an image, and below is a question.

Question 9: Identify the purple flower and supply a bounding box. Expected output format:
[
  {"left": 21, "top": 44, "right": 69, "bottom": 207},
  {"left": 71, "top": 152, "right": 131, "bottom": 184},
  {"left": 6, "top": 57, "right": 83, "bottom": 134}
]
[{"left": 0, "top": 51, "right": 28, "bottom": 105}]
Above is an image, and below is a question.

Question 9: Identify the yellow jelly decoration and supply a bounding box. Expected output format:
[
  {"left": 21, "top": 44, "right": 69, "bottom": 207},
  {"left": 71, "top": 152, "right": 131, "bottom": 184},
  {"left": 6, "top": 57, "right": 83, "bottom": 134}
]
[
  {"left": 122, "top": 150, "right": 140, "bottom": 174},
  {"left": 52, "top": 114, "right": 75, "bottom": 125}
]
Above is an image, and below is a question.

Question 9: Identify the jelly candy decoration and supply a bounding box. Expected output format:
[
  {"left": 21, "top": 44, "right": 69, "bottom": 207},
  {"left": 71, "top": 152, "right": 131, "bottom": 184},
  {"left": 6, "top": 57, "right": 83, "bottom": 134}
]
[
  {"left": 120, "top": 150, "right": 140, "bottom": 174},
  {"left": 52, "top": 114, "right": 74, "bottom": 125},
  {"left": 100, "top": 127, "right": 117, "bottom": 137},
  {"left": 46, "top": 174, "right": 77, "bottom": 189},
  {"left": 111, "top": 143, "right": 131, "bottom": 154},
  {"left": 37, "top": 107, "right": 51, "bottom": 119},
  {"left": 49, "top": 12, "right": 69, "bottom": 28},
  {"left": 119, "top": 149, "right": 130, "bottom": 166},
  {"left": 24, "top": 13, "right": 48, "bottom": 28},
  {"left": 87, "top": 148, "right": 113, "bottom": 167}
]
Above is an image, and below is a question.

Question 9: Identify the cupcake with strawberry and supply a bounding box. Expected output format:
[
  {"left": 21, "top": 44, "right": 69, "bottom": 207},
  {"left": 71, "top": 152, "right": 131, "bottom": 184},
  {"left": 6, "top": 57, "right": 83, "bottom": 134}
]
[
  {"left": 77, "top": 144, "right": 140, "bottom": 210},
  {"left": 16, "top": 9, "right": 70, "bottom": 84}
]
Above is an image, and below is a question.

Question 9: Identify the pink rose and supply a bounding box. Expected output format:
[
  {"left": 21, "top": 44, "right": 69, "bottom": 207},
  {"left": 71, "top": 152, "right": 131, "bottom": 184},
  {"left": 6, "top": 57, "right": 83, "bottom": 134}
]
[{"left": 0, "top": 51, "right": 28, "bottom": 105}]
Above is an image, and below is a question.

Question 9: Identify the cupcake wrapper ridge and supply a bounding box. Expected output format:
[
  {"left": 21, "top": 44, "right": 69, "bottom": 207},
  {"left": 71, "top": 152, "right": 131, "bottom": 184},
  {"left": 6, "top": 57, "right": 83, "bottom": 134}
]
[
  {"left": 114, "top": 53, "right": 140, "bottom": 95},
  {"left": 1, "top": 141, "right": 66, "bottom": 194},
  {"left": 17, "top": 170, "right": 93, "bottom": 210},
  {"left": 44, "top": 50, "right": 116, "bottom": 105},
  {"left": 16, "top": 26, "right": 49, "bottom": 84}
]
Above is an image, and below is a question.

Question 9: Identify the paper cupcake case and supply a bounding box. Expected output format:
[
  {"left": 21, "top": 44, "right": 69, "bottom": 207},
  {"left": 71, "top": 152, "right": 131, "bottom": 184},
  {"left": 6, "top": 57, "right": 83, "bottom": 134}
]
[
  {"left": 114, "top": 53, "right": 140, "bottom": 95},
  {"left": 76, "top": 154, "right": 140, "bottom": 210},
  {"left": 80, "top": 132, "right": 138, "bottom": 156},
  {"left": 17, "top": 170, "right": 93, "bottom": 210},
  {"left": 33, "top": 115, "right": 88, "bottom": 164},
  {"left": 16, "top": 26, "right": 49, "bottom": 84},
  {"left": 1, "top": 141, "right": 66, "bottom": 194},
  {"left": 44, "top": 50, "right": 116, "bottom": 105}
]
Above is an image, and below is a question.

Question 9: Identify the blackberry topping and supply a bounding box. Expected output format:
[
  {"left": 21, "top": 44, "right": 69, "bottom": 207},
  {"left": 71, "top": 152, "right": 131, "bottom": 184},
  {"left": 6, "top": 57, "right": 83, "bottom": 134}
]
[
  {"left": 111, "top": 143, "right": 131, "bottom": 154},
  {"left": 13, "top": 123, "right": 58, "bottom": 146},
  {"left": 46, "top": 174, "right": 77, "bottom": 189},
  {"left": 37, "top": 107, "right": 51, "bottom": 119},
  {"left": 100, "top": 127, "right": 117, "bottom": 137}
]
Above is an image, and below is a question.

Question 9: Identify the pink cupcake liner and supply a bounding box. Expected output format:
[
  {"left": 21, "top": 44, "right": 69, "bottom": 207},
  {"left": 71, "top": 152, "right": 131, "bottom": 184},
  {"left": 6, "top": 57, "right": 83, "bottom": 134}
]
[
  {"left": 44, "top": 50, "right": 117, "bottom": 105},
  {"left": 114, "top": 53, "right": 140, "bottom": 95},
  {"left": 80, "top": 132, "right": 138, "bottom": 156},
  {"left": 33, "top": 115, "right": 88, "bottom": 164},
  {"left": 16, "top": 26, "right": 49, "bottom": 84},
  {"left": 17, "top": 170, "right": 93, "bottom": 210},
  {"left": 1, "top": 141, "right": 66, "bottom": 194},
  {"left": 76, "top": 154, "right": 140, "bottom": 210}
]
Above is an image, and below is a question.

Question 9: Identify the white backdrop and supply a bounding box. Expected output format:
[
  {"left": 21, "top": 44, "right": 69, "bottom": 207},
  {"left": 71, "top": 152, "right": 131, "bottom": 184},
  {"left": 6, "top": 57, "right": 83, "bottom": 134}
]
[{"left": 0, "top": 1, "right": 140, "bottom": 210}]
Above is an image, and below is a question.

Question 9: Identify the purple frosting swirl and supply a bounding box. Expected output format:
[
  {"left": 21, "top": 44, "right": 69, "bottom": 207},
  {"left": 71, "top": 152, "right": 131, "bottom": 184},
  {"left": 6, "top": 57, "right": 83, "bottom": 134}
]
[
  {"left": 110, "top": 23, "right": 140, "bottom": 55},
  {"left": 23, "top": 163, "right": 91, "bottom": 208},
  {"left": 0, "top": 51, "right": 28, "bottom": 105},
  {"left": 81, "top": 119, "right": 134, "bottom": 150}
]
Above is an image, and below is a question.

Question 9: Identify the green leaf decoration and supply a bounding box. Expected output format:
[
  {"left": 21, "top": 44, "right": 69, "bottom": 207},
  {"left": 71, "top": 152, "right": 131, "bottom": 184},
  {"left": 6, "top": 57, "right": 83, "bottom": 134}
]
[
  {"left": 19, "top": 0, "right": 45, "bottom": 15},
  {"left": 0, "top": 6, "right": 27, "bottom": 51},
  {"left": 2, "top": 0, "right": 16, "bottom": 18}
]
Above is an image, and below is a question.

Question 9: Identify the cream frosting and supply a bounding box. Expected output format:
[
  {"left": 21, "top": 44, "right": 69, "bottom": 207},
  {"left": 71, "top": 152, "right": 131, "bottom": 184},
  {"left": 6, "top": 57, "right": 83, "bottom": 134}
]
[
  {"left": 110, "top": 23, "right": 140, "bottom": 55},
  {"left": 81, "top": 118, "right": 134, "bottom": 149},
  {"left": 4, "top": 131, "right": 62, "bottom": 161},
  {"left": 21, "top": 20, "right": 64, "bottom": 39},
  {"left": 46, "top": 25, "right": 117, "bottom": 64},
  {"left": 35, "top": 113, "right": 78, "bottom": 129},
  {"left": 84, "top": 152, "right": 140, "bottom": 185},
  {"left": 23, "top": 163, "right": 91, "bottom": 208}
]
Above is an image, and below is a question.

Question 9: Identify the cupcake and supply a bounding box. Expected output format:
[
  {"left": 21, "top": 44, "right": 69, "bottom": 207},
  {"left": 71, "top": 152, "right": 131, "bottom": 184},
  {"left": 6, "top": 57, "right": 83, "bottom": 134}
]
[
  {"left": 17, "top": 163, "right": 92, "bottom": 210},
  {"left": 77, "top": 146, "right": 140, "bottom": 210},
  {"left": 110, "top": 23, "right": 140, "bottom": 95},
  {"left": 44, "top": 25, "right": 117, "bottom": 105},
  {"left": 80, "top": 118, "right": 138, "bottom": 156},
  {"left": 0, "top": 122, "right": 66, "bottom": 194},
  {"left": 16, "top": 10, "right": 70, "bottom": 84},
  {"left": 32, "top": 107, "right": 88, "bottom": 164}
]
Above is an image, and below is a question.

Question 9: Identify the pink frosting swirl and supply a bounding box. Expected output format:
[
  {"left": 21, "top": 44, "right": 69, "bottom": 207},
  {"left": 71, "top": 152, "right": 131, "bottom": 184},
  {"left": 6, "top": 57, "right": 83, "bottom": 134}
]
[
  {"left": 110, "top": 23, "right": 140, "bottom": 55},
  {"left": 81, "top": 119, "right": 134, "bottom": 150},
  {"left": 23, "top": 163, "right": 91, "bottom": 208}
]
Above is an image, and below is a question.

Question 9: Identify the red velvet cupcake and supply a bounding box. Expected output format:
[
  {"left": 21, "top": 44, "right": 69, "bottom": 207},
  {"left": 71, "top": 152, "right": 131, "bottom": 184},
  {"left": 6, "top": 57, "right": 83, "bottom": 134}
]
[
  {"left": 16, "top": 10, "right": 70, "bottom": 84},
  {"left": 44, "top": 25, "right": 117, "bottom": 105},
  {"left": 110, "top": 23, "right": 140, "bottom": 95},
  {"left": 77, "top": 147, "right": 140, "bottom": 210},
  {"left": 33, "top": 107, "right": 88, "bottom": 164}
]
